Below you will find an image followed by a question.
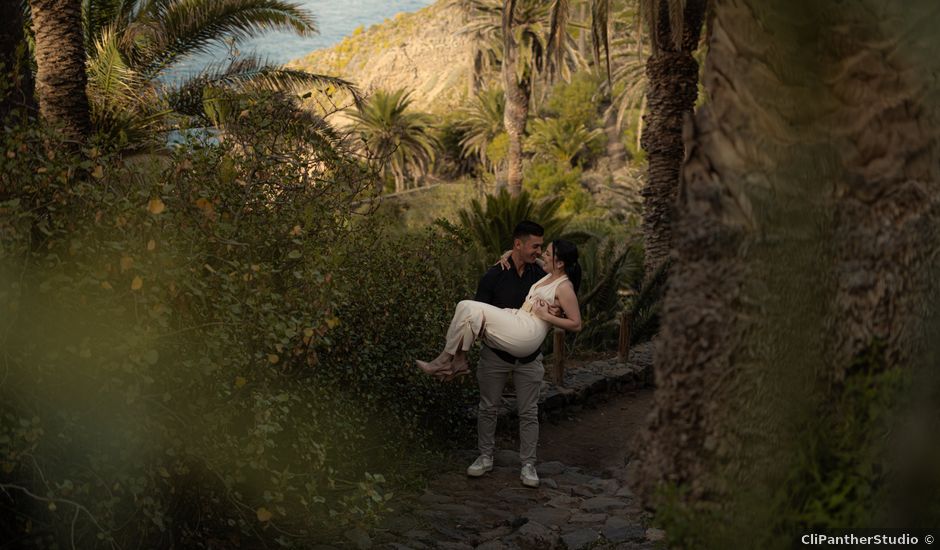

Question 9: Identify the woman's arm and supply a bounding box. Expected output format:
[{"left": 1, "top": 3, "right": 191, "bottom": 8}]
[{"left": 534, "top": 282, "right": 582, "bottom": 332}]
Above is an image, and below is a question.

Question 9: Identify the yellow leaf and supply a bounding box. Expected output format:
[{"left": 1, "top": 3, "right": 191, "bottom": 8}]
[
  {"left": 147, "top": 198, "right": 165, "bottom": 215},
  {"left": 303, "top": 328, "right": 315, "bottom": 338},
  {"left": 251, "top": 264, "right": 260, "bottom": 272},
  {"left": 101, "top": 281, "right": 113, "bottom": 290},
  {"left": 290, "top": 225, "right": 302, "bottom": 236},
  {"left": 195, "top": 198, "right": 214, "bottom": 214},
  {"left": 256, "top": 507, "right": 272, "bottom": 522},
  {"left": 147, "top": 239, "right": 156, "bottom": 251},
  {"left": 326, "top": 317, "right": 340, "bottom": 329},
  {"left": 235, "top": 376, "right": 247, "bottom": 388},
  {"left": 91, "top": 165, "right": 104, "bottom": 179},
  {"left": 158, "top": 467, "right": 170, "bottom": 478},
  {"left": 120, "top": 255, "right": 134, "bottom": 272},
  {"left": 267, "top": 354, "right": 279, "bottom": 364},
  {"left": 131, "top": 276, "right": 143, "bottom": 291}
]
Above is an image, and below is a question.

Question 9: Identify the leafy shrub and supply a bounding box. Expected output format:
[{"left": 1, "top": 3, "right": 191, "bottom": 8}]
[
  {"left": 0, "top": 100, "right": 469, "bottom": 547},
  {"left": 542, "top": 71, "right": 604, "bottom": 130},
  {"left": 524, "top": 160, "right": 595, "bottom": 217},
  {"left": 439, "top": 188, "right": 570, "bottom": 272},
  {"left": 567, "top": 223, "right": 644, "bottom": 352},
  {"left": 315, "top": 227, "right": 480, "bottom": 444},
  {"left": 434, "top": 115, "right": 476, "bottom": 178},
  {"left": 525, "top": 118, "right": 605, "bottom": 167}
]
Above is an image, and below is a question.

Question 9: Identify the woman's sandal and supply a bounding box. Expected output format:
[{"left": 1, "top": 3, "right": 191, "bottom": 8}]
[{"left": 416, "top": 359, "right": 450, "bottom": 376}]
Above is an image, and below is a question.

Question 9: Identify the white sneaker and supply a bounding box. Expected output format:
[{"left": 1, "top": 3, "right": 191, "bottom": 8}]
[
  {"left": 520, "top": 463, "right": 540, "bottom": 488},
  {"left": 466, "top": 455, "right": 494, "bottom": 477}
]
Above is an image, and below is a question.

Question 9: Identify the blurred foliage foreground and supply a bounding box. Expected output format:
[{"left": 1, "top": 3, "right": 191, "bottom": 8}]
[{"left": 0, "top": 100, "right": 478, "bottom": 547}]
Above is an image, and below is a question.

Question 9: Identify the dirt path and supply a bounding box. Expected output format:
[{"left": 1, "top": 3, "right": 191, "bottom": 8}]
[{"left": 516, "top": 389, "right": 654, "bottom": 474}]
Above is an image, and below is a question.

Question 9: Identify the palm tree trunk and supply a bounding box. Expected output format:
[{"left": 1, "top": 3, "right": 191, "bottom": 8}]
[
  {"left": 639, "top": 0, "right": 707, "bottom": 276},
  {"left": 0, "top": 0, "right": 34, "bottom": 117},
  {"left": 29, "top": 0, "right": 90, "bottom": 141},
  {"left": 631, "top": 0, "right": 940, "bottom": 542},
  {"left": 501, "top": 0, "right": 529, "bottom": 196}
]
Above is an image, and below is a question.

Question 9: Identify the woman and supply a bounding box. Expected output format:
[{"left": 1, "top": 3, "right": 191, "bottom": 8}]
[{"left": 417, "top": 239, "right": 582, "bottom": 380}]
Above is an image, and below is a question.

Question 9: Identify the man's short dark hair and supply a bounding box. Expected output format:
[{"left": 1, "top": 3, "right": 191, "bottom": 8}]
[{"left": 512, "top": 220, "right": 544, "bottom": 241}]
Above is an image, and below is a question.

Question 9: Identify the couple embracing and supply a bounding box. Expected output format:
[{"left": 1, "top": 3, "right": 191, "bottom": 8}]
[{"left": 416, "top": 221, "right": 583, "bottom": 488}]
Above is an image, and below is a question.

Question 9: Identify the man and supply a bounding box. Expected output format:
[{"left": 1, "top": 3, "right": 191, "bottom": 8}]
[{"left": 466, "top": 220, "right": 554, "bottom": 488}]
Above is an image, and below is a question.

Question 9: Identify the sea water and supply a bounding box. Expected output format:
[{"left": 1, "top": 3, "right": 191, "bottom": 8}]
[{"left": 166, "top": 0, "right": 435, "bottom": 81}]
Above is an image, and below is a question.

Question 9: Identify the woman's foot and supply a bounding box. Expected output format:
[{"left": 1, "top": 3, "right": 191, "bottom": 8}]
[
  {"left": 416, "top": 352, "right": 453, "bottom": 376},
  {"left": 440, "top": 359, "right": 470, "bottom": 382}
]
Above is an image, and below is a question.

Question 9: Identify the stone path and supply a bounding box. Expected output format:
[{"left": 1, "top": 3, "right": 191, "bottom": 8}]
[
  {"left": 344, "top": 449, "right": 664, "bottom": 550},
  {"left": 329, "top": 344, "right": 660, "bottom": 550}
]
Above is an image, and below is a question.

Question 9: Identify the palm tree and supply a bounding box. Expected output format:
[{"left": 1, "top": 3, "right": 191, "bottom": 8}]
[
  {"left": 631, "top": 0, "right": 940, "bottom": 545},
  {"left": 28, "top": 0, "right": 90, "bottom": 141},
  {"left": 456, "top": 0, "right": 583, "bottom": 195},
  {"left": 458, "top": 87, "right": 506, "bottom": 174},
  {"left": 546, "top": 0, "right": 707, "bottom": 276},
  {"left": 525, "top": 116, "right": 603, "bottom": 167},
  {"left": 441, "top": 187, "right": 571, "bottom": 271},
  {"left": 74, "top": 0, "right": 358, "bottom": 145},
  {"left": 636, "top": 0, "right": 708, "bottom": 275},
  {"left": 347, "top": 89, "right": 440, "bottom": 193}
]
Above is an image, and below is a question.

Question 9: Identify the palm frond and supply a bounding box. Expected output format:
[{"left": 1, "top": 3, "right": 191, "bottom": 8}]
[
  {"left": 346, "top": 89, "right": 440, "bottom": 191},
  {"left": 667, "top": 0, "right": 685, "bottom": 50},
  {"left": 82, "top": 0, "right": 135, "bottom": 48},
  {"left": 545, "top": 0, "right": 568, "bottom": 80},
  {"left": 591, "top": 0, "right": 610, "bottom": 80},
  {"left": 137, "top": 0, "right": 317, "bottom": 78}
]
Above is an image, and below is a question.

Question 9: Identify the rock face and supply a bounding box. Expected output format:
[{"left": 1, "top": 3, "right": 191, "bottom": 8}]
[{"left": 289, "top": 1, "right": 474, "bottom": 113}]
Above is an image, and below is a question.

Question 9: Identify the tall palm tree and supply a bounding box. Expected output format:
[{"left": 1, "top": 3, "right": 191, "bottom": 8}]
[
  {"left": 347, "top": 89, "right": 440, "bottom": 193},
  {"left": 456, "top": 0, "right": 582, "bottom": 195},
  {"left": 29, "top": 0, "right": 90, "bottom": 141},
  {"left": 547, "top": 0, "right": 707, "bottom": 276},
  {"left": 636, "top": 0, "right": 707, "bottom": 275},
  {"left": 631, "top": 0, "right": 940, "bottom": 545}
]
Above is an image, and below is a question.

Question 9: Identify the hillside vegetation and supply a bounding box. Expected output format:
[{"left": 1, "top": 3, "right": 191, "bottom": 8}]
[{"left": 289, "top": 1, "right": 473, "bottom": 113}]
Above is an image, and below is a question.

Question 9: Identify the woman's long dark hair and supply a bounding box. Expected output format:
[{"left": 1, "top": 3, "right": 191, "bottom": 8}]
[{"left": 552, "top": 239, "right": 581, "bottom": 293}]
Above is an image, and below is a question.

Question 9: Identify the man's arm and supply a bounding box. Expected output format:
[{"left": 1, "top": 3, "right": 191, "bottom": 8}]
[{"left": 474, "top": 268, "right": 499, "bottom": 304}]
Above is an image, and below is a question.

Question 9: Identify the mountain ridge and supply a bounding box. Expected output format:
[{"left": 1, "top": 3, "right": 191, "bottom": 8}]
[{"left": 288, "top": 1, "right": 474, "bottom": 113}]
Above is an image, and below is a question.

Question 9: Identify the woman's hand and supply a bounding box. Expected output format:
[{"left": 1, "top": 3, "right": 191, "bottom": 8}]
[{"left": 495, "top": 249, "right": 512, "bottom": 270}]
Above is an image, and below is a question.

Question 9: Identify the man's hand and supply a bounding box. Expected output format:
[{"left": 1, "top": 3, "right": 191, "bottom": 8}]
[
  {"left": 532, "top": 298, "right": 552, "bottom": 320},
  {"left": 547, "top": 298, "right": 564, "bottom": 318}
]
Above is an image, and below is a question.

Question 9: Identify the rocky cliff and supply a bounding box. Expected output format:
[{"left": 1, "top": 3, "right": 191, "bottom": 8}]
[{"left": 289, "top": 1, "right": 474, "bottom": 113}]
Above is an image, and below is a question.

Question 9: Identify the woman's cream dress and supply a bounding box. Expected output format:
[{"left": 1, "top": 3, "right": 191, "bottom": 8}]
[{"left": 443, "top": 274, "right": 569, "bottom": 358}]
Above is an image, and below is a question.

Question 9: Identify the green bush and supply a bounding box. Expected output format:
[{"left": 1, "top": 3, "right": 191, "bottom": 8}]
[
  {"left": 0, "top": 100, "right": 472, "bottom": 547},
  {"left": 316, "top": 227, "right": 479, "bottom": 443},
  {"left": 524, "top": 160, "right": 594, "bottom": 217},
  {"left": 542, "top": 71, "right": 604, "bottom": 130}
]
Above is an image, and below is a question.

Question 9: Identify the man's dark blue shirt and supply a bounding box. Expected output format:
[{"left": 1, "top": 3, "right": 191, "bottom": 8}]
[{"left": 474, "top": 256, "right": 546, "bottom": 364}]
